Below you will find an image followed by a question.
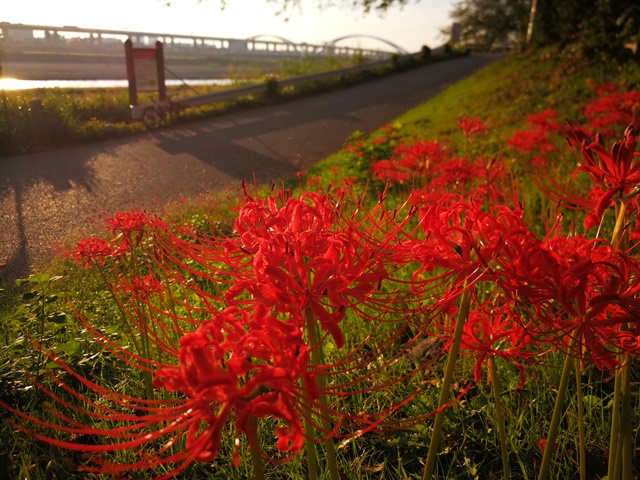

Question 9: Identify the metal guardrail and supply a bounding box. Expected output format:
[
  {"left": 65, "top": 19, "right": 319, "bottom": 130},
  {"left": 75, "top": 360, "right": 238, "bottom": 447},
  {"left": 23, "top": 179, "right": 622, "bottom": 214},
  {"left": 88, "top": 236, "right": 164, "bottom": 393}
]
[{"left": 130, "top": 51, "right": 427, "bottom": 122}]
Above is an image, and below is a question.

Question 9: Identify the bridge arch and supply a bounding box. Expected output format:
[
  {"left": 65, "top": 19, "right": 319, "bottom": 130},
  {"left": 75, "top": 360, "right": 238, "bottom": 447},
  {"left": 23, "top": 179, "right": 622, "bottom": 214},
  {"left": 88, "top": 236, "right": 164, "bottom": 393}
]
[
  {"left": 246, "top": 34, "right": 298, "bottom": 48},
  {"left": 325, "top": 35, "right": 408, "bottom": 55}
]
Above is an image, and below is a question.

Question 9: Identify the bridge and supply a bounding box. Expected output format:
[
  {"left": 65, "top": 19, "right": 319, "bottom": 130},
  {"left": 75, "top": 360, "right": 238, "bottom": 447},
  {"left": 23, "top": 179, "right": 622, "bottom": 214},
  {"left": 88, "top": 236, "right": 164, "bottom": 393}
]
[{"left": 0, "top": 22, "right": 405, "bottom": 60}]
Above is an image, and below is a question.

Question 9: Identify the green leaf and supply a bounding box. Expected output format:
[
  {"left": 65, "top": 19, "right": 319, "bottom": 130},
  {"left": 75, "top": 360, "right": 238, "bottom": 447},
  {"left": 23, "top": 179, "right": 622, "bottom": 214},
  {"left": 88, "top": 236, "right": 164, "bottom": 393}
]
[
  {"left": 583, "top": 395, "right": 603, "bottom": 409},
  {"left": 28, "top": 273, "right": 51, "bottom": 284},
  {"left": 54, "top": 340, "right": 80, "bottom": 355}
]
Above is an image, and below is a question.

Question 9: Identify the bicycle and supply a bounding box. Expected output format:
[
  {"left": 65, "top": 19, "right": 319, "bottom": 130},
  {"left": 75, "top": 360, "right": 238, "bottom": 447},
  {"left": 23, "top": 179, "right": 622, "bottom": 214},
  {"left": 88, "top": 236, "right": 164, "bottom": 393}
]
[{"left": 141, "top": 97, "right": 186, "bottom": 129}]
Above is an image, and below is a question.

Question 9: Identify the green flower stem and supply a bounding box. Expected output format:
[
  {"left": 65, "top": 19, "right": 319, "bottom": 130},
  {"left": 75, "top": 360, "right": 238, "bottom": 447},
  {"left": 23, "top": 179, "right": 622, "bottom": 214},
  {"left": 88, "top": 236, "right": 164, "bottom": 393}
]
[
  {"left": 422, "top": 287, "right": 471, "bottom": 480},
  {"left": 575, "top": 358, "right": 586, "bottom": 480},
  {"left": 611, "top": 197, "right": 628, "bottom": 248},
  {"left": 488, "top": 355, "right": 511, "bottom": 480},
  {"left": 607, "top": 363, "right": 622, "bottom": 480},
  {"left": 95, "top": 263, "right": 154, "bottom": 399},
  {"left": 94, "top": 264, "right": 141, "bottom": 354},
  {"left": 620, "top": 354, "right": 633, "bottom": 480},
  {"left": 537, "top": 334, "right": 576, "bottom": 480},
  {"left": 248, "top": 417, "right": 265, "bottom": 480},
  {"left": 608, "top": 197, "right": 632, "bottom": 480},
  {"left": 306, "top": 308, "right": 340, "bottom": 480},
  {"left": 303, "top": 407, "right": 319, "bottom": 480},
  {"left": 140, "top": 327, "right": 155, "bottom": 400},
  {"left": 315, "top": 328, "right": 340, "bottom": 480}
]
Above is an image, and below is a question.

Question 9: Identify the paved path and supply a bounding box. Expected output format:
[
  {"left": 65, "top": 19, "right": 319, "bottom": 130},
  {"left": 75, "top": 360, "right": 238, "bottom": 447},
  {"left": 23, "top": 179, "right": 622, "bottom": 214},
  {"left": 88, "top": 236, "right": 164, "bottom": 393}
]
[{"left": 0, "top": 55, "right": 498, "bottom": 284}]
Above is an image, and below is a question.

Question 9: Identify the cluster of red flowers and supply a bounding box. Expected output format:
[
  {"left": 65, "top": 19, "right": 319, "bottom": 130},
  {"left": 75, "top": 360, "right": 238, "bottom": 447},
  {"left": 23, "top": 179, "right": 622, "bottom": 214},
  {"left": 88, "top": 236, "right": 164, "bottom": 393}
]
[
  {"left": 536, "top": 124, "right": 640, "bottom": 231},
  {"left": 372, "top": 139, "right": 447, "bottom": 183},
  {"left": 457, "top": 116, "right": 486, "bottom": 138},
  {"left": 151, "top": 305, "right": 315, "bottom": 468},
  {"left": 506, "top": 109, "right": 563, "bottom": 167},
  {"left": 584, "top": 83, "right": 640, "bottom": 135},
  {"left": 371, "top": 136, "right": 507, "bottom": 207},
  {"left": 70, "top": 208, "right": 154, "bottom": 267},
  {"left": 400, "top": 192, "right": 640, "bottom": 381},
  {"left": 12, "top": 185, "right": 434, "bottom": 477},
  {"left": 6, "top": 81, "right": 640, "bottom": 479},
  {"left": 71, "top": 237, "right": 114, "bottom": 268}
]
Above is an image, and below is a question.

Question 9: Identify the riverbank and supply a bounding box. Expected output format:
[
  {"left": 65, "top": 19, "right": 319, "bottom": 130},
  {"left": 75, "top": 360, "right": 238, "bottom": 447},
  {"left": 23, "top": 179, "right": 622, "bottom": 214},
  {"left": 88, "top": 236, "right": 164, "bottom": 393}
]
[
  {"left": 0, "top": 52, "right": 282, "bottom": 80},
  {"left": 0, "top": 50, "right": 438, "bottom": 157}
]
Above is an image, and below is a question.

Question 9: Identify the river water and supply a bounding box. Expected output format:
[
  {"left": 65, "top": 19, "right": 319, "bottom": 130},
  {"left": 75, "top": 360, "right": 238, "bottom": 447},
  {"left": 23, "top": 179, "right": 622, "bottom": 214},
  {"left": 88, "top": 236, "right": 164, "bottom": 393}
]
[{"left": 0, "top": 77, "right": 234, "bottom": 91}]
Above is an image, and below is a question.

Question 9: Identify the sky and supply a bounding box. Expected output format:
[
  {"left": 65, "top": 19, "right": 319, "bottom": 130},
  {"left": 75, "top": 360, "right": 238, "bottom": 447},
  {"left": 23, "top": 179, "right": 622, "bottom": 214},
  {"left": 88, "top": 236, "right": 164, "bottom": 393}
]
[{"left": 2, "top": 0, "right": 456, "bottom": 53}]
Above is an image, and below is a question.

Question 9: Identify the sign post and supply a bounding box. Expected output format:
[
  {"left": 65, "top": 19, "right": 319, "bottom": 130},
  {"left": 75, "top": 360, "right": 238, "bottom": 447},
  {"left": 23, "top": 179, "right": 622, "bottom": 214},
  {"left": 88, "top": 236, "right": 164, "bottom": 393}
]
[{"left": 124, "top": 39, "right": 166, "bottom": 117}]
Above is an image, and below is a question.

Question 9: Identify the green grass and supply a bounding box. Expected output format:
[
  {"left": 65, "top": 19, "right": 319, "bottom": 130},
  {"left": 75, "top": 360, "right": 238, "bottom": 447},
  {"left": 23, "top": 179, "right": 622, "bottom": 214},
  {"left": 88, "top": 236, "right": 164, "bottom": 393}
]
[
  {"left": 1, "top": 45, "right": 640, "bottom": 479},
  {"left": 0, "top": 51, "right": 451, "bottom": 157}
]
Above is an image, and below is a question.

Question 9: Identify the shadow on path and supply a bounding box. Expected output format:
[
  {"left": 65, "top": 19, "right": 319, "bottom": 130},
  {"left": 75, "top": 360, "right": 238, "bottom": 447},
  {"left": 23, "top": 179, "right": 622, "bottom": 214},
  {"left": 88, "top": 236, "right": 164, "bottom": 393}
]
[{"left": 0, "top": 55, "right": 499, "bottom": 285}]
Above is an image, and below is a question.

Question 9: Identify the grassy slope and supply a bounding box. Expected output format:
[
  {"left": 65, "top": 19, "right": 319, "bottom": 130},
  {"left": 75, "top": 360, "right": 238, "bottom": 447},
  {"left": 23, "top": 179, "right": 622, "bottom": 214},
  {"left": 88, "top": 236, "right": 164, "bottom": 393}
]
[
  {"left": 315, "top": 45, "right": 639, "bottom": 170},
  {"left": 1, "top": 46, "right": 640, "bottom": 479}
]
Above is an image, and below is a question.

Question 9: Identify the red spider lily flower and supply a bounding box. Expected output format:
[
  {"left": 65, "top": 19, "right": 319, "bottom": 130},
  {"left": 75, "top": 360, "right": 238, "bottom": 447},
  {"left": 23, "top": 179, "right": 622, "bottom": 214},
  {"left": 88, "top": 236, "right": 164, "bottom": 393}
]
[
  {"left": 425, "top": 156, "right": 484, "bottom": 193},
  {"left": 526, "top": 109, "right": 561, "bottom": 132},
  {"left": 345, "top": 141, "right": 365, "bottom": 156},
  {"left": 593, "top": 83, "right": 617, "bottom": 96},
  {"left": 402, "top": 194, "right": 532, "bottom": 289},
  {"left": 371, "top": 140, "right": 449, "bottom": 186},
  {"left": 618, "top": 331, "right": 640, "bottom": 358},
  {"left": 144, "top": 187, "right": 410, "bottom": 347},
  {"left": 467, "top": 156, "right": 512, "bottom": 205},
  {"left": 372, "top": 159, "right": 411, "bottom": 183},
  {"left": 2, "top": 305, "right": 319, "bottom": 478},
  {"left": 4, "top": 216, "right": 431, "bottom": 479},
  {"left": 457, "top": 116, "right": 486, "bottom": 138},
  {"left": 570, "top": 125, "right": 640, "bottom": 217},
  {"left": 505, "top": 108, "right": 568, "bottom": 157},
  {"left": 405, "top": 156, "right": 507, "bottom": 206},
  {"left": 121, "top": 274, "right": 164, "bottom": 300},
  {"left": 455, "top": 297, "right": 537, "bottom": 387},
  {"left": 398, "top": 191, "right": 634, "bottom": 372},
  {"left": 395, "top": 139, "right": 447, "bottom": 172},
  {"left": 152, "top": 305, "right": 316, "bottom": 461},
  {"left": 104, "top": 209, "right": 151, "bottom": 249},
  {"left": 496, "top": 231, "right": 640, "bottom": 371},
  {"left": 532, "top": 155, "right": 549, "bottom": 169},
  {"left": 223, "top": 191, "right": 392, "bottom": 349},
  {"left": 507, "top": 128, "right": 555, "bottom": 155},
  {"left": 584, "top": 87, "right": 640, "bottom": 134},
  {"left": 71, "top": 237, "right": 114, "bottom": 268},
  {"left": 534, "top": 125, "right": 640, "bottom": 221},
  {"left": 407, "top": 187, "right": 444, "bottom": 207}
]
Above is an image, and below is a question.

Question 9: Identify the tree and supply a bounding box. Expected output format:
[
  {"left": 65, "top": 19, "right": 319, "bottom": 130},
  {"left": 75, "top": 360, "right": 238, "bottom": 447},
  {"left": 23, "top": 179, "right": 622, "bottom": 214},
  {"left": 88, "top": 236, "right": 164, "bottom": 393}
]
[
  {"left": 206, "top": 0, "right": 415, "bottom": 14},
  {"left": 447, "top": 0, "right": 530, "bottom": 50},
  {"left": 448, "top": 0, "right": 640, "bottom": 56},
  {"left": 530, "top": 0, "right": 640, "bottom": 55}
]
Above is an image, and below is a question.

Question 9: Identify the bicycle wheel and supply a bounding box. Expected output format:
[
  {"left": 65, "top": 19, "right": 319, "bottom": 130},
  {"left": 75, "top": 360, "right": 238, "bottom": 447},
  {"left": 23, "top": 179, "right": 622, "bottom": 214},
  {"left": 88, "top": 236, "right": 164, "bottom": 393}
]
[{"left": 142, "top": 107, "right": 162, "bottom": 129}]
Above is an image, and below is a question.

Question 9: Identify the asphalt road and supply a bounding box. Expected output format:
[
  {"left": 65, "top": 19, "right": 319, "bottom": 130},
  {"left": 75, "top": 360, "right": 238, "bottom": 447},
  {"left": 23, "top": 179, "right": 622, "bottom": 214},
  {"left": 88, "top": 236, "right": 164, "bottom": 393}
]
[{"left": 0, "top": 54, "right": 498, "bottom": 284}]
